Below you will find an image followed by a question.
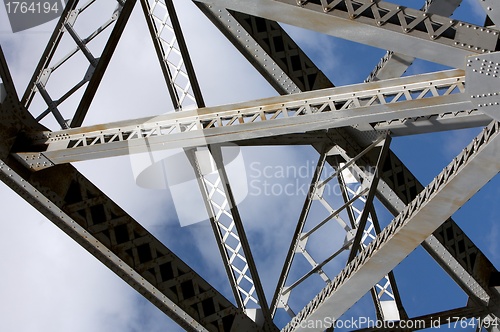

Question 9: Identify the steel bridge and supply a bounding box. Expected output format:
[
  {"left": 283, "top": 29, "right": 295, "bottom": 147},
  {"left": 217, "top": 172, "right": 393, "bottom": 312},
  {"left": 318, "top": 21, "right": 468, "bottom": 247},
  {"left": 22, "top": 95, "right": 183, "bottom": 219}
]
[{"left": 1, "top": 0, "right": 500, "bottom": 331}]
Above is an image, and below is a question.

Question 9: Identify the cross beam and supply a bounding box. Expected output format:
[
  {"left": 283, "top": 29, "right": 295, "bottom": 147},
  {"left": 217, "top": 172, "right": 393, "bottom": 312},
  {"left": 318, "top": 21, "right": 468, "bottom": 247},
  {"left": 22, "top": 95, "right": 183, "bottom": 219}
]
[{"left": 16, "top": 69, "right": 471, "bottom": 167}]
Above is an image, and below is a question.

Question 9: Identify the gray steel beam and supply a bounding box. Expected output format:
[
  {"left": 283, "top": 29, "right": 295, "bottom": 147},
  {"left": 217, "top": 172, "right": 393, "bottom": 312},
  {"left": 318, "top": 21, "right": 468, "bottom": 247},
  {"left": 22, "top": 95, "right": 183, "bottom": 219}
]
[
  {"left": 192, "top": 0, "right": 499, "bottom": 69},
  {"left": 372, "top": 109, "right": 490, "bottom": 136},
  {"left": 269, "top": 146, "right": 329, "bottom": 317},
  {"left": 69, "top": 0, "right": 136, "bottom": 129},
  {"left": 196, "top": 4, "right": 334, "bottom": 94},
  {"left": 366, "top": 0, "right": 463, "bottom": 82},
  {"left": 1, "top": 44, "right": 260, "bottom": 332},
  {"left": 347, "top": 135, "right": 391, "bottom": 263},
  {"left": 0, "top": 160, "right": 260, "bottom": 332},
  {"left": 209, "top": 146, "right": 276, "bottom": 330},
  {"left": 17, "top": 69, "right": 471, "bottom": 166},
  {"left": 0, "top": 47, "right": 17, "bottom": 101},
  {"left": 283, "top": 120, "right": 500, "bottom": 332}
]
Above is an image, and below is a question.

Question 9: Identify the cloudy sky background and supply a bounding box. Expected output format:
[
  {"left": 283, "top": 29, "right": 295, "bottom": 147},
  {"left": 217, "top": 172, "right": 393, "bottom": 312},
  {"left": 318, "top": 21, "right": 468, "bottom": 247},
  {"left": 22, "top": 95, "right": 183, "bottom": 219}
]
[{"left": 1, "top": 0, "right": 499, "bottom": 331}]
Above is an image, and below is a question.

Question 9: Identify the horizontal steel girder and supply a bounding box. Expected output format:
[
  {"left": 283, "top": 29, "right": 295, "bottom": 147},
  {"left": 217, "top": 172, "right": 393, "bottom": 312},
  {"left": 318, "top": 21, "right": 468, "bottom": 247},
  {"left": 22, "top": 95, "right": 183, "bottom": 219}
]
[
  {"left": 193, "top": 0, "right": 499, "bottom": 69},
  {"left": 17, "top": 69, "right": 474, "bottom": 168},
  {"left": 282, "top": 120, "right": 500, "bottom": 332}
]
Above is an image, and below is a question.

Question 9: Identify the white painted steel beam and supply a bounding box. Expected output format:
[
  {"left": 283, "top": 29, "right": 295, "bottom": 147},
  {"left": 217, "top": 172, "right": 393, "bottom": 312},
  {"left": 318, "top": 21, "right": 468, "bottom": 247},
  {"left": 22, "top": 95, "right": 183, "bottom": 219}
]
[
  {"left": 193, "top": 0, "right": 499, "bottom": 69},
  {"left": 141, "top": 0, "right": 205, "bottom": 110},
  {"left": 283, "top": 120, "right": 500, "bottom": 332},
  {"left": 18, "top": 70, "right": 471, "bottom": 167}
]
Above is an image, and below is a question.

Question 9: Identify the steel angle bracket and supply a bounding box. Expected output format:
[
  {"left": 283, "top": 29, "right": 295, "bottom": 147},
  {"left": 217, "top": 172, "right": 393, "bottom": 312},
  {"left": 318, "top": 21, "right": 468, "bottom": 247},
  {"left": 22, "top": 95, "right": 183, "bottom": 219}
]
[{"left": 467, "top": 52, "right": 500, "bottom": 122}]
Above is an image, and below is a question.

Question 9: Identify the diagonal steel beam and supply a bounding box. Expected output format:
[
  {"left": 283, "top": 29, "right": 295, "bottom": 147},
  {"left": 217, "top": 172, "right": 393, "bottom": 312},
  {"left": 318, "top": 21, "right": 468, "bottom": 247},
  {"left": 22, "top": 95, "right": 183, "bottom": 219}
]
[
  {"left": 0, "top": 47, "right": 17, "bottom": 102},
  {"left": 196, "top": 4, "right": 334, "bottom": 94},
  {"left": 71, "top": 0, "right": 137, "bottom": 127},
  {"left": 140, "top": 0, "right": 205, "bottom": 110},
  {"left": 269, "top": 146, "right": 329, "bottom": 317},
  {"left": 283, "top": 119, "right": 500, "bottom": 332},
  {"left": 0, "top": 86, "right": 261, "bottom": 332},
  {"left": 347, "top": 135, "right": 391, "bottom": 262},
  {"left": 193, "top": 0, "right": 499, "bottom": 69},
  {"left": 0, "top": 160, "right": 261, "bottom": 332}
]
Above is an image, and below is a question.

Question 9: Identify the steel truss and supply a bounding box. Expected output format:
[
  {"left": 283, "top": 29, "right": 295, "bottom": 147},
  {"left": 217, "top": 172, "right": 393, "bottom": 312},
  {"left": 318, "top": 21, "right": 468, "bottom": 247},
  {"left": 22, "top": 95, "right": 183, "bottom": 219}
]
[{"left": 1, "top": 0, "right": 500, "bottom": 331}]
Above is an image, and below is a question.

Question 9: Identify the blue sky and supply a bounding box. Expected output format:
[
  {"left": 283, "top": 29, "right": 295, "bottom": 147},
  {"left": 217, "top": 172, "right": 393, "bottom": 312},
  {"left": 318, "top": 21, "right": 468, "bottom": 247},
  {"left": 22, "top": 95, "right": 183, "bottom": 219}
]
[{"left": 0, "top": 0, "right": 498, "bottom": 331}]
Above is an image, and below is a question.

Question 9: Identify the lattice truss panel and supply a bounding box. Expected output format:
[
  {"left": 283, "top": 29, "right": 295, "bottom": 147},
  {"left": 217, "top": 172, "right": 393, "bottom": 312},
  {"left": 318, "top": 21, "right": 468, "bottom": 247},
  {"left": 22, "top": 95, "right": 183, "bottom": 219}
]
[
  {"left": 271, "top": 138, "right": 406, "bottom": 322},
  {"left": 202, "top": 168, "right": 258, "bottom": 307},
  {"left": 21, "top": 0, "right": 136, "bottom": 129},
  {"left": 142, "top": 0, "right": 199, "bottom": 109},
  {"left": 2, "top": 0, "right": 500, "bottom": 331}
]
